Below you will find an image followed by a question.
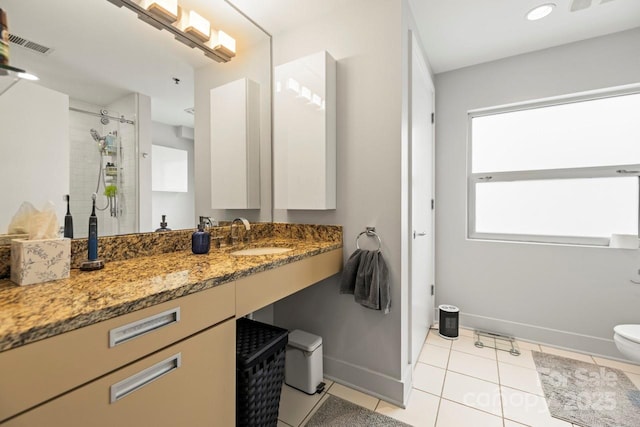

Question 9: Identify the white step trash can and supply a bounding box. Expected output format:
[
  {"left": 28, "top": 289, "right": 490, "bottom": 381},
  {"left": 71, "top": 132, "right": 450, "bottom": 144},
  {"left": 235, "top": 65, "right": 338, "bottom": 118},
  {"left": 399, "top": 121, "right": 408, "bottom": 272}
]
[{"left": 285, "top": 330, "right": 325, "bottom": 395}]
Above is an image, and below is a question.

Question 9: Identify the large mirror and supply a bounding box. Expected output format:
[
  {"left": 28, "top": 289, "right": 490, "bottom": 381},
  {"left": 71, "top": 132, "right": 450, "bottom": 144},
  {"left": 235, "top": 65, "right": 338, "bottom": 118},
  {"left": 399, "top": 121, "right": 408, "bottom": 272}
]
[{"left": 0, "top": 0, "right": 272, "bottom": 239}]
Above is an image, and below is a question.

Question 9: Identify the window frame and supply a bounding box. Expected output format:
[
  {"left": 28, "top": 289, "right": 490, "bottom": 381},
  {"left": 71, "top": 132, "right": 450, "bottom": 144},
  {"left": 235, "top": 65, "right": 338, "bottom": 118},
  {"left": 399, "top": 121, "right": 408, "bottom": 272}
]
[{"left": 467, "top": 86, "right": 640, "bottom": 246}]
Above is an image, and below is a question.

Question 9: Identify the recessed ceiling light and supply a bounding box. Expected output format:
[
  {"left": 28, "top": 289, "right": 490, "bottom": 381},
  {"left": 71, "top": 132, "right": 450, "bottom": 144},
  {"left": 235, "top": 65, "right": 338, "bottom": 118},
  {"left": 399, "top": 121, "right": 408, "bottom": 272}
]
[{"left": 526, "top": 3, "right": 556, "bottom": 21}]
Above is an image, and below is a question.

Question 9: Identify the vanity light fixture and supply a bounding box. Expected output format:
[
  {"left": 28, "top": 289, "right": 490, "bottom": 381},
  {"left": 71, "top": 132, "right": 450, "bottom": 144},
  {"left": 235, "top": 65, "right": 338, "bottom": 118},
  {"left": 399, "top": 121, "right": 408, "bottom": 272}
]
[
  {"left": 209, "top": 30, "right": 236, "bottom": 59},
  {"left": 141, "top": 0, "right": 178, "bottom": 22},
  {"left": 311, "top": 93, "right": 322, "bottom": 108},
  {"left": 300, "top": 86, "right": 312, "bottom": 102},
  {"left": 526, "top": 3, "right": 556, "bottom": 21},
  {"left": 180, "top": 9, "right": 211, "bottom": 42},
  {"left": 16, "top": 71, "right": 38, "bottom": 81},
  {"left": 0, "top": 64, "right": 39, "bottom": 97},
  {"left": 106, "top": 0, "right": 235, "bottom": 63},
  {"left": 286, "top": 77, "right": 300, "bottom": 94},
  {"left": 0, "top": 63, "right": 38, "bottom": 80}
]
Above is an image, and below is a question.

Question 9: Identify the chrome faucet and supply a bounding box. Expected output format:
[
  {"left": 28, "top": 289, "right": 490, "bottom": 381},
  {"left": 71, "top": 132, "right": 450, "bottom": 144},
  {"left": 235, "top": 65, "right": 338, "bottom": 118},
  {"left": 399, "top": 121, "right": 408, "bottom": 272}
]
[
  {"left": 199, "top": 216, "right": 218, "bottom": 229},
  {"left": 230, "top": 217, "right": 251, "bottom": 245}
]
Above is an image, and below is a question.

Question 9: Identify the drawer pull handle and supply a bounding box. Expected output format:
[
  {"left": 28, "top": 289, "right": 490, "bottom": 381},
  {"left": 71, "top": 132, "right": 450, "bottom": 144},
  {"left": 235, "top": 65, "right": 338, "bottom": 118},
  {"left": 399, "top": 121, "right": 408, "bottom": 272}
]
[
  {"left": 110, "top": 353, "right": 181, "bottom": 403},
  {"left": 109, "top": 307, "right": 180, "bottom": 347}
]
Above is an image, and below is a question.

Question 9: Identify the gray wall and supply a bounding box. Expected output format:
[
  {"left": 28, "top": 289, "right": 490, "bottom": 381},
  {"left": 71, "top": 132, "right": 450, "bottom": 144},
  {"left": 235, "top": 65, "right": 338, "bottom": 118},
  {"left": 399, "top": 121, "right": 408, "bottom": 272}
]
[
  {"left": 435, "top": 28, "right": 640, "bottom": 359},
  {"left": 271, "top": 0, "right": 408, "bottom": 405}
]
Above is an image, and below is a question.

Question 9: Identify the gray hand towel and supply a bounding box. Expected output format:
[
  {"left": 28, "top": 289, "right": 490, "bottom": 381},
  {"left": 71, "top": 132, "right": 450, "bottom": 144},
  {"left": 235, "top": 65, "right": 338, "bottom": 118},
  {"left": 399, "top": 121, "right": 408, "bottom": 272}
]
[
  {"left": 339, "top": 249, "right": 363, "bottom": 294},
  {"left": 354, "top": 250, "right": 376, "bottom": 305},
  {"left": 376, "top": 252, "right": 390, "bottom": 314},
  {"left": 354, "top": 250, "right": 390, "bottom": 314}
]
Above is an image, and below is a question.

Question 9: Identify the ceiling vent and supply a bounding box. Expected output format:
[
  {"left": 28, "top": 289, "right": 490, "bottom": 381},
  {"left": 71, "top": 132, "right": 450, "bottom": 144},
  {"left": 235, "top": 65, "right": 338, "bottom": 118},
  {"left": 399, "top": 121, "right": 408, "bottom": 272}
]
[{"left": 8, "top": 33, "right": 54, "bottom": 56}]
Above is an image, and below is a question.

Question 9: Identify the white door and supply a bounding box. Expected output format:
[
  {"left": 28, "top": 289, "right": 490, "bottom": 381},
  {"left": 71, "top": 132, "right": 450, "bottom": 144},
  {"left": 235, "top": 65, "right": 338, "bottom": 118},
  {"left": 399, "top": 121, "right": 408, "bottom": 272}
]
[{"left": 409, "top": 33, "right": 435, "bottom": 365}]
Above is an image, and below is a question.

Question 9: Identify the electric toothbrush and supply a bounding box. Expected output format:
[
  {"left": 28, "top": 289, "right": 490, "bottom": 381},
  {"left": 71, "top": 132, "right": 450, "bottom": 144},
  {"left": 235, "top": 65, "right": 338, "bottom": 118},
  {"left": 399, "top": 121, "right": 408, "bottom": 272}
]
[
  {"left": 80, "top": 192, "right": 104, "bottom": 271},
  {"left": 88, "top": 193, "right": 98, "bottom": 261},
  {"left": 63, "top": 194, "right": 73, "bottom": 238}
]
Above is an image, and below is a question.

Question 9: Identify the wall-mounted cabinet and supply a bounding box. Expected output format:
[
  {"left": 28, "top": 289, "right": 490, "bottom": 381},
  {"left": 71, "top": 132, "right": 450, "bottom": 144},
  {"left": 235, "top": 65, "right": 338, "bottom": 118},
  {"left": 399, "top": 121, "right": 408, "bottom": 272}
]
[
  {"left": 210, "top": 78, "right": 261, "bottom": 209},
  {"left": 274, "top": 51, "right": 336, "bottom": 210}
]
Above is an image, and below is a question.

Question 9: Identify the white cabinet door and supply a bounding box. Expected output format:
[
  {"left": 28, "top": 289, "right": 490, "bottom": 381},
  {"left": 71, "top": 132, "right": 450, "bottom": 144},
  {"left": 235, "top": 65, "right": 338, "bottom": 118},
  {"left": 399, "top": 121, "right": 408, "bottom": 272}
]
[
  {"left": 210, "top": 78, "right": 261, "bottom": 209},
  {"left": 274, "top": 51, "right": 336, "bottom": 210}
]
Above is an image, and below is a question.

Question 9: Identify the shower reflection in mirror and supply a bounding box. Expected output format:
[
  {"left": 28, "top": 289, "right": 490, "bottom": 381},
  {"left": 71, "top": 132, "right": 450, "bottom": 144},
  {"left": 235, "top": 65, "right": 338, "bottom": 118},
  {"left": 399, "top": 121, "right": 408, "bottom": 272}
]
[{"left": 69, "top": 105, "right": 137, "bottom": 238}]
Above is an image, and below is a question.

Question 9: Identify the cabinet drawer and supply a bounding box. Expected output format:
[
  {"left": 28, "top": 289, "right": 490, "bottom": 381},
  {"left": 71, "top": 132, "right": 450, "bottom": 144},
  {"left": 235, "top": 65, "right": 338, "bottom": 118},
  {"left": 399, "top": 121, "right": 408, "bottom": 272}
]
[
  {"left": 236, "top": 249, "right": 342, "bottom": 317},
  {"left": 0, "top": 282, "right": 234, "bottom": 422},
  {"left": 4, "top": 319, "right": 236, "bottom": 427}
]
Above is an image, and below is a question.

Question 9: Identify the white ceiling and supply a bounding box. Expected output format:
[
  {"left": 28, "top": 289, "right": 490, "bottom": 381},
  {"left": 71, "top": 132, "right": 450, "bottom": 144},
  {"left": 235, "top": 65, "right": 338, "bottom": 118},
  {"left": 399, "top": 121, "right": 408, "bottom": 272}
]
[
  {"left": 410, "top": 0, "right": 640, "bottom": 73},
  {"left": 232, "top": 0, "right": 640, "bottom": 74},
  {"left": 6, "top": 0, "right": 639, "bottom": 126}
]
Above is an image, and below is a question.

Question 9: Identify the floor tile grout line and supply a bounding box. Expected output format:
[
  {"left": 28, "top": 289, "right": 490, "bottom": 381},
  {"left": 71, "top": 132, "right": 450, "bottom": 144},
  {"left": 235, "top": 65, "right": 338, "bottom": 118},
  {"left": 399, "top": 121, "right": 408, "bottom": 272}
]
[
  {"left": 432, "top": 395, "right": 442, "bottom": 427},
  {"left": 495, "top": 346, "right": 506, "bottom": 424},
  {"left": 503, "top": 416, "right": 533, "bottom": 427},
  {"left": 373, "top": 397, "right": 382, "bottom": 412},
  {"left": 498, "top": 362, "right": 547, "bottom": 397},
  {"left": 292, "top": 380, "right": 334, "bottom": 427},
  {"left": 498, "top": 359, "right": 536, "bottom": 371},
  {"left": 431, "top": 339, "right": 453, "bottom": 427},
  {"left": 446, "top": 365, "right": 501, "bottom": 385},
  {"left": 433, "top": 341, "right": 452, "bottom": 427},
  {"left": 438, "top": 396, "right": 506, "bottom": 422},
  {"left": 450, "top": 346, "right": 498, "bottom": 361},
  {"left": 297, "top": 393, "right": 328, "bottom": 427}
]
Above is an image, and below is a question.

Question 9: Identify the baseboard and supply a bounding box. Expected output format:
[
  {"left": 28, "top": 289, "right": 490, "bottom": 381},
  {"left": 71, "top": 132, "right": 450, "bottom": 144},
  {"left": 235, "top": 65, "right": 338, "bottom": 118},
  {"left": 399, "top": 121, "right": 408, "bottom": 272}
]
[
  {"left": 323, "top": 354, "right": 407, "bottom": 407},
  {"left": 460, "top": 312, "right": 629, "bottom": 361}
]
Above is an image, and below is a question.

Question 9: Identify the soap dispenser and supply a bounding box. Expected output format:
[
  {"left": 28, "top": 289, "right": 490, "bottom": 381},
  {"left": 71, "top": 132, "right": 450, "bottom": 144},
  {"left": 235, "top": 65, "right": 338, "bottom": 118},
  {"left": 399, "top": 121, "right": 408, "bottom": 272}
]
[
  {"left": 155, "top": 215, "right": 171, "bottom": 232},
  {"left": 192, "top": 219, "right": 210, "bottom": 254}
]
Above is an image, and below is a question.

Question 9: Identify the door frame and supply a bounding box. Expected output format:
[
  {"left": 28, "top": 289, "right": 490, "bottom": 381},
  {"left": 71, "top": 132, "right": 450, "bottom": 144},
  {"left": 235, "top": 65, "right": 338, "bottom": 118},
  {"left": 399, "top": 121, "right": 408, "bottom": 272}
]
[{"left": 407, "top": 30, "right": 436, "bottom": 365}]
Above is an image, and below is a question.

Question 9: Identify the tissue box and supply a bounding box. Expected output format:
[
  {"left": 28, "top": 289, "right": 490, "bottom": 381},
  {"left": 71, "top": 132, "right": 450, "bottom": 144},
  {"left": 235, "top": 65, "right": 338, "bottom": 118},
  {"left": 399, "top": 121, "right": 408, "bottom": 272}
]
[
  {"left": 11, "top": 238, "right": 71, "bottom": 286},
  {"left": 0, "top": 234, "right": 28, "bottom": 246}
]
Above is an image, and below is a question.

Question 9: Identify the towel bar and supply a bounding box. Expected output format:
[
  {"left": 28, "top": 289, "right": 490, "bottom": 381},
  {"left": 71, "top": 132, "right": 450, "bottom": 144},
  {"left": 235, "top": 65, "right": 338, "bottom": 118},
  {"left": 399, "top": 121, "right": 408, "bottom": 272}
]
[{"left": 356, "top": 227, "right": 382, "bottom": 251}]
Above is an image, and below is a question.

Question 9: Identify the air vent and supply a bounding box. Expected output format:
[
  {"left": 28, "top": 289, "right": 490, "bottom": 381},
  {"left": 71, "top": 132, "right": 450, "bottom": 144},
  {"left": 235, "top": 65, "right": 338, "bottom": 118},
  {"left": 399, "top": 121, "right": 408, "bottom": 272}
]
[
  {"left": 8, "top": 33, "right": 54, "bottom": 55},
  {"left": 184, "top": 107, "right": 195, "bottom": 115}
]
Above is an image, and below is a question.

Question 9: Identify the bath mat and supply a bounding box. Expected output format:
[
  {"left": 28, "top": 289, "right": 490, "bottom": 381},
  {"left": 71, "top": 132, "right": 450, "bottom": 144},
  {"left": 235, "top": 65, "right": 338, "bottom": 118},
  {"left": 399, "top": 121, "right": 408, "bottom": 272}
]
[
  {"left": 532, "top": 351, "right": 640, "bottom": 427},
  {"left": 305, "top": 394, "right": 411, "bottom": 427}
]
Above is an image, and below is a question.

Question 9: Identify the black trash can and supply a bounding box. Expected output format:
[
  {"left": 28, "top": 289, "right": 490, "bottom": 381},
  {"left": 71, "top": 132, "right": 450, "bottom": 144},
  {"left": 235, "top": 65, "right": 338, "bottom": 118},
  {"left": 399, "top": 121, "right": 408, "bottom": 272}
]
[{"left": 236, "top": 318, "right": 289, "bottom": 427}]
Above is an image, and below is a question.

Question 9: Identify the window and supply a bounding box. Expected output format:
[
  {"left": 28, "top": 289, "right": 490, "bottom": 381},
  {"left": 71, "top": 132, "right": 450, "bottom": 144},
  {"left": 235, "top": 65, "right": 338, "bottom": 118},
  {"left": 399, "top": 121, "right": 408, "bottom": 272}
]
[
  {"left": 468, "top": 88, "right": 640, "bottom": 246},
  {"left": 152, "top": 145, "right": 188, "bottom": 193}
]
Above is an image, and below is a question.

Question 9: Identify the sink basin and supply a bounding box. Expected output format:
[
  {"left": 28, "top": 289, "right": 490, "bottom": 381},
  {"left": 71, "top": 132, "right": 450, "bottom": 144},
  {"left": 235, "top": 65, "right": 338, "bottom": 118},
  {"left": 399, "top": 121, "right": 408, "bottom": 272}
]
[{"left": 230, "top": 247, "right": 293, "bottom": 256}]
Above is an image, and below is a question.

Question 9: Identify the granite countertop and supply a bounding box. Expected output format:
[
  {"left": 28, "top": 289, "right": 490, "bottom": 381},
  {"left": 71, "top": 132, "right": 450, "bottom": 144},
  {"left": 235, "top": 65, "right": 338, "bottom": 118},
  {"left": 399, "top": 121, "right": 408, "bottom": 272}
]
[{"left": 0, "top": 237, "right": 342, "bottom": 353}]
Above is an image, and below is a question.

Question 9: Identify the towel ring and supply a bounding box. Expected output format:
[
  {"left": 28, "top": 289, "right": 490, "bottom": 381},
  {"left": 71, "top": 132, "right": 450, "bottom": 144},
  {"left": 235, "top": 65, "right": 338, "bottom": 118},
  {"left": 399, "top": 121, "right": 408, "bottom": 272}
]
[{"left": 356, "top": 227, "right": 382, "bottom": 252}]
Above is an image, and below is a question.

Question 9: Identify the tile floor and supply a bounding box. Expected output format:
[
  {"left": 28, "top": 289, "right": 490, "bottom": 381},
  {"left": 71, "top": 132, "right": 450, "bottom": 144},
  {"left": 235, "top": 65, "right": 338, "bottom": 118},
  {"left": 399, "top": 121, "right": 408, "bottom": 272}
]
[{"left": 277, "top": 327, "right": 640, "bottom": 427}]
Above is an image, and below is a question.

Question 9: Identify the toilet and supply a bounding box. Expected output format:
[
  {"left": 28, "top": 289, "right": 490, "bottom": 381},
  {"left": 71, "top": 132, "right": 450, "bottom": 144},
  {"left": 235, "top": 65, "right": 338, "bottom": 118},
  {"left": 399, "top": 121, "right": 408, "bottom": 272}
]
[{"left": 613, "top": 324, "right": 640, "bottom": 363}]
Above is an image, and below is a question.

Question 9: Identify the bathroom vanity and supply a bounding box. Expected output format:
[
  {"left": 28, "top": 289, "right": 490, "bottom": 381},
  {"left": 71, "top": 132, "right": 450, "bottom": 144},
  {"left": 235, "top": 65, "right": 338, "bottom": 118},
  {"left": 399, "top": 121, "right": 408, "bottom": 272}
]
[{"left": 0, "top": 224, "right": 342, "bottom": 426}]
